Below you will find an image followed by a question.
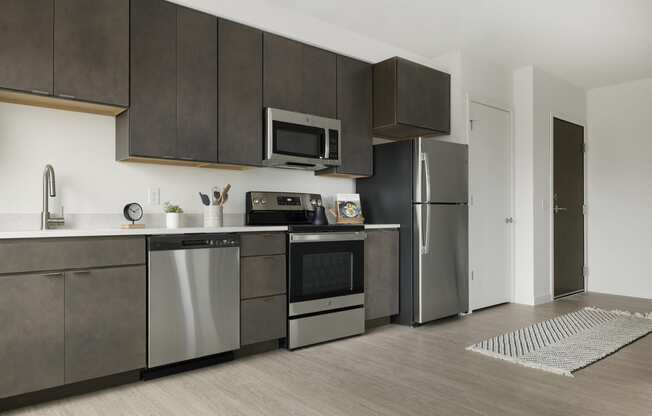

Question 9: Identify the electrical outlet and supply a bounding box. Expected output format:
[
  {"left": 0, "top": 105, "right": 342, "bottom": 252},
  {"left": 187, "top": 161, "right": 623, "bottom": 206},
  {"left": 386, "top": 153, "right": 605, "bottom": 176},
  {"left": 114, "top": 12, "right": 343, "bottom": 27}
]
[{"left": 148, "top": 188, "right": 160, "bottom": 205}]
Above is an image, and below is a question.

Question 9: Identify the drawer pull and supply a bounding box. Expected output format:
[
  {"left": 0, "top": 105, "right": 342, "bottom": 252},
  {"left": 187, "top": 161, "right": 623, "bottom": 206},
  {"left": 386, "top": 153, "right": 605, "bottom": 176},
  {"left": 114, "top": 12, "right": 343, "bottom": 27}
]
[
  {"left": 72, "top": 270, "right": 91, "bottom": 275},
  {"left": 31, "top": 89, "right": 50, "bottom": 95},
  {"left": 58, "top": 93, "right": 76, "bottom": 100},
  {"left": 42, "top": 272, "right": 63, "bottom": 278}
]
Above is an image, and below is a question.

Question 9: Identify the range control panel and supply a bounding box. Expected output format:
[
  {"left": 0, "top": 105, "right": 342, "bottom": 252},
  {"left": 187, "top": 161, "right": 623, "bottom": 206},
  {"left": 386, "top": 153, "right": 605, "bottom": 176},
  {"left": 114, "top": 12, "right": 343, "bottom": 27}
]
[{"left": 246, "top": 191, "right": 322, "bottom": 212}]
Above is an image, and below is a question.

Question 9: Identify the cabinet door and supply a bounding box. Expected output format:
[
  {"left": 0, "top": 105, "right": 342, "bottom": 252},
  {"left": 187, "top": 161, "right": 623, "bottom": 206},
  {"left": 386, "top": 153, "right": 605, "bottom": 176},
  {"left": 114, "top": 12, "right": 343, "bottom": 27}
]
[
  {"left": 129, "top": 0, "right": 177, "bottom": 158},
  {"left": 263, "top": 33, "right": 302, "bottom": 113},
  {"left": 396, "top": 58, "right": 450, "bottom": 133},
  {"left": 0, "top": 273, "right": 64, "bottom": 399},
  {"left": 302, "top": 45, "right": 337, "bottom": 118},
  {"left": 65, "top": 266, "right": 146, "bottom": 384},
  {"left": 336, "top": 56, "right": 372, "bottom": 176},
  {"left": 0, "top": 0, "right": 53, "bottom": 94},
  {"left": 177, "top": 7, "right": 218, "bottom": 163},
  {"left": 53, "top": 0, "right": 129, "bottom": 106},
  {"left": 364, "top": 230, "right": 399, "bottom": 320},
  {"left": 218, "top": 19, "right": 263, "bottom": 166},
  {"left": 241, "top": 295, "right": 286, "bottom": 346}
]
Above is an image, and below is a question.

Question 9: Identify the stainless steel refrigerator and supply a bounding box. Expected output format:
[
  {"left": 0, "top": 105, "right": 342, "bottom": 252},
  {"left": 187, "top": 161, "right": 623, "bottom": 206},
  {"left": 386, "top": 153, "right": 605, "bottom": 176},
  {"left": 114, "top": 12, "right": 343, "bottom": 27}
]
[{"left": 357, "top": 138, "right": 468, "bottom": 325}]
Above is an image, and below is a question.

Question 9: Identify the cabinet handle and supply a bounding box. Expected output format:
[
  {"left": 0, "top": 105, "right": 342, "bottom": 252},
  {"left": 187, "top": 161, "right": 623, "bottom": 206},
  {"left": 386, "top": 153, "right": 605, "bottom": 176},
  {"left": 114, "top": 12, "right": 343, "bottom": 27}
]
[
  {"left": 42, "top": 272, "right": 63, "bottom": 278},
  {"left": 179, "top": 157, "right": 194, "bottom": 161},
  {"left": 31, "top": 89, "right": 50, "bottom": 96},
  {"left": 58, "top": 93, "right": 76, "bottom": 100},
  {"left": 263, "top": 256, "right": 277, "bottom": 261},
  {"left": 72, "top": 270, "right": 91, "bottom": 275}
]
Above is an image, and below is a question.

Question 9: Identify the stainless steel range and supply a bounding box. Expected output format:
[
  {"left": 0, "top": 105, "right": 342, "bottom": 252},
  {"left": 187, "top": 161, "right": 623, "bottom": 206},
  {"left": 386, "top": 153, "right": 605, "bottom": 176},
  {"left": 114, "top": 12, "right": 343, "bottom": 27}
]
[{"left": 246, "top": 192, "right": 367, "bottom": 349}]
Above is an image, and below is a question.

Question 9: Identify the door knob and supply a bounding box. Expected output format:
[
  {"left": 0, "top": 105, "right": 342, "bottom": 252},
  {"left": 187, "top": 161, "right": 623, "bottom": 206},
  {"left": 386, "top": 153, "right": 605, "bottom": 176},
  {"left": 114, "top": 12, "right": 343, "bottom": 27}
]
[
  {"left": 505, "top": 217, "right": 513, "bottom": 224},
  {"left": 553, "top": 205, "right": 567, "bottom": 214}
]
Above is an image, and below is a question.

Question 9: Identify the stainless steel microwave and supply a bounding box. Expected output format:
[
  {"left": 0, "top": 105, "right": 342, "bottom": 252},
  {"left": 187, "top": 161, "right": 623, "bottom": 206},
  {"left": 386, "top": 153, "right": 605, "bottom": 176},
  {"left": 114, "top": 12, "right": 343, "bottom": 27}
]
[{"left": 264, "top": 107, "right": 341, "bottom": 170}]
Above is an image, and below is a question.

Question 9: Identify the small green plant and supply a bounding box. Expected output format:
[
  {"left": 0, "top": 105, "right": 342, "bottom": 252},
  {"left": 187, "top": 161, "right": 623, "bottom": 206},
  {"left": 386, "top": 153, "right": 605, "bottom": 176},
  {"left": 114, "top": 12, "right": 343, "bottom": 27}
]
[{"left": 163, "top": 202, "right": 184, "bottom": 214}]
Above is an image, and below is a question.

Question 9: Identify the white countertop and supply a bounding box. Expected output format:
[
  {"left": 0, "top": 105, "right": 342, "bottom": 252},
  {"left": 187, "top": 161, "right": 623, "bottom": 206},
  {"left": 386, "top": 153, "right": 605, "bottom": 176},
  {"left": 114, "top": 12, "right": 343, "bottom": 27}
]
[{"left": 0, "top": 224, "right": 399, "bottom": 239}]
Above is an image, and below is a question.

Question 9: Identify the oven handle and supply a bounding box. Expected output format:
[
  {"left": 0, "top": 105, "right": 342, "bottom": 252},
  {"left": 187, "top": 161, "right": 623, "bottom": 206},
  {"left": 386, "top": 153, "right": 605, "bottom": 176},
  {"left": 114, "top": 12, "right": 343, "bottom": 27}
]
[{"left": 289, "top": 232, "right": 367, "bottom": 243}]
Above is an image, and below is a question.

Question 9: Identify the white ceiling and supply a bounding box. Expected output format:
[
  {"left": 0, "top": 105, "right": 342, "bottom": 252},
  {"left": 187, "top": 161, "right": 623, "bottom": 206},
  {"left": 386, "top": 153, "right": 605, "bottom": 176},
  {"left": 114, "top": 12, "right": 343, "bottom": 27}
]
[{"left": 268, "top": 0, "right": 652, "bottom": 89}]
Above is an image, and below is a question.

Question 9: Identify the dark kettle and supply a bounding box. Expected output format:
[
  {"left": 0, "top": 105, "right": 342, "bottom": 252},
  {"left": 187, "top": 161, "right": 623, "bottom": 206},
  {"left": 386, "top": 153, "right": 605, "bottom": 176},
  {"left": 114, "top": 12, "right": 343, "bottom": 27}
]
[{"left": 312, "top": 205, "right": 328, "bottom": 225}]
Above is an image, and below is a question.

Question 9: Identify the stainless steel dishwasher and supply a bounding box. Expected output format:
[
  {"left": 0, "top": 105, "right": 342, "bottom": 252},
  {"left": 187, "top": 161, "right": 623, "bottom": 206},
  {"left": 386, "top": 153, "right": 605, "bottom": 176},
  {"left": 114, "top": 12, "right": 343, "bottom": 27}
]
[{"left": 148, "top": 234, "right": 240, "bottom": 368}]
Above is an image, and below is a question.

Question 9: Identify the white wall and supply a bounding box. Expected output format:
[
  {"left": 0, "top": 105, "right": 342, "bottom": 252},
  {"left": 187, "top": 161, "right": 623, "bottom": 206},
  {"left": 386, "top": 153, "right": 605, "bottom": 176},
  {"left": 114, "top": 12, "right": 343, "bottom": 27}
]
[
  {"left": 587, "top": 78, "right": 652, "bottom": 299},
  {"left": 431, "top": 51, "right": 513, "bottom": 143},
  {"left": 512, "top": 66, "right": 586, "bottom": 305},
  {"left": 0, "top": 0, "right": 443, "bottom": 223},
  {"left": 513, "top": 66, "right": 536, "bottom": 305}
]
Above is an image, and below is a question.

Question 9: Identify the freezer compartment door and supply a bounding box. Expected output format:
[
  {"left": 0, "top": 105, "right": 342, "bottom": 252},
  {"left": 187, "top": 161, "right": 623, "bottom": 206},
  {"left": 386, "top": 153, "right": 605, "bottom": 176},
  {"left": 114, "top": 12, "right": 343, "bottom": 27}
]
[
  {"left": 414, "top": 204, "right": 468, "bottom": 324},
  {"left": 414, "top": 138, "right": 468, "bottom": 203}
]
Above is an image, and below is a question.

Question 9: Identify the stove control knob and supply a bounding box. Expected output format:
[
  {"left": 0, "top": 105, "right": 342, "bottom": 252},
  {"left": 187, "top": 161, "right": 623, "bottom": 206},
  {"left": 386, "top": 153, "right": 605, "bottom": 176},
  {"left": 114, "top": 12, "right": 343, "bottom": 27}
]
[
  {"left": 253, "top": 199, "right": 260, "bottom": 205},
  {"left": 261, "top": 199, "right": 267, "bottom": 205}
]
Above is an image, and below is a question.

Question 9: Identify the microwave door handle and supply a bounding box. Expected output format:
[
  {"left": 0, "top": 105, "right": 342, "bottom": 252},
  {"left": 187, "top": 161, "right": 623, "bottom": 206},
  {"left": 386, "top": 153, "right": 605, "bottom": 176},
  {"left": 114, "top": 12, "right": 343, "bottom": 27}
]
[{"left": 323, "top": 128, "right": 329, "bottom": 159}]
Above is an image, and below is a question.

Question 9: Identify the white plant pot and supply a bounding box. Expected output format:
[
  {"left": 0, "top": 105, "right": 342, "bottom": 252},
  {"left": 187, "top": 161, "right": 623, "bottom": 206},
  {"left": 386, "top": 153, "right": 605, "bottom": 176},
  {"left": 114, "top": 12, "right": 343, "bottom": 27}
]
[{"left": 166, "top": 213, "right": 181, "bottom": 229}]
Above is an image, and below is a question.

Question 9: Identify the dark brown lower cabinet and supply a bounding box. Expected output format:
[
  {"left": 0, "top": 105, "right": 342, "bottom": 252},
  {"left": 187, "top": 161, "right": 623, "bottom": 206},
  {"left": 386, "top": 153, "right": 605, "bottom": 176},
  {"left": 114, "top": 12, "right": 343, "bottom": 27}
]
[
  {"left": 241, "top": 295, "right": 287, "bottom": 346},
  {"left": 364, "top": 229, "right": 400, "bottom": 320},
  {"left": 0, "top": 273, "right": 64, "bottom": 399},
  {"left": 65, "top": 266, "right": 147, "bottom": 384}
]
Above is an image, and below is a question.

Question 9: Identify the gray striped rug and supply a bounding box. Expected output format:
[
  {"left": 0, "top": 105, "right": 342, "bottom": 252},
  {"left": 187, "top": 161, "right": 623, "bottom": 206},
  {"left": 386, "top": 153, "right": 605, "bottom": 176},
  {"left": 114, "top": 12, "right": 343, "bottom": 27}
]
[{"left": 467, "top": 307, "right": 652, "bottom": 377}]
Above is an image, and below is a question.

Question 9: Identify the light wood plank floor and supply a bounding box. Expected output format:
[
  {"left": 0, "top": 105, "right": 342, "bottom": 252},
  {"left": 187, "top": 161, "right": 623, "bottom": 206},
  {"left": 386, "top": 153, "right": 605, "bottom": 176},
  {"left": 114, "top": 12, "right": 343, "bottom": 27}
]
[{"left": 7, "top": 292, "right": 652, "bottom": 416}]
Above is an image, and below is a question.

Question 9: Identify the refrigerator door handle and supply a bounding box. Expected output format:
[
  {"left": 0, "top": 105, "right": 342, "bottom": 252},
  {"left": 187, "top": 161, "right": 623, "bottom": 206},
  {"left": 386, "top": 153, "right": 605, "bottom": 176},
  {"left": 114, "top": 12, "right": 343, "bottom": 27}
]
[
  {"left": 421, "top": 151, "right": 432, "bottom": 203},
  {"left": 424, "top": 203, "right": 431, "bottom": 254}
]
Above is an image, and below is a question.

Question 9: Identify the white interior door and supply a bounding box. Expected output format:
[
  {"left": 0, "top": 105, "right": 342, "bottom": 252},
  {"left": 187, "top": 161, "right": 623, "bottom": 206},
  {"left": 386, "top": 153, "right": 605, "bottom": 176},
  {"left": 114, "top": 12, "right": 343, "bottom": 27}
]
[{"left": 469, "top": 101, "right": 512, "bottom": 310}]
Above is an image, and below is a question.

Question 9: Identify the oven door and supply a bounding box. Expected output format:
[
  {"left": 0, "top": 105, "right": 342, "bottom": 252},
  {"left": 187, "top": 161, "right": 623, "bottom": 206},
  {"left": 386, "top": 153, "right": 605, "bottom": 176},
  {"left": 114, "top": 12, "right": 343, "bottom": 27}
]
[{"left": 288, "top": 232, "right": 365, "bottom": 306}]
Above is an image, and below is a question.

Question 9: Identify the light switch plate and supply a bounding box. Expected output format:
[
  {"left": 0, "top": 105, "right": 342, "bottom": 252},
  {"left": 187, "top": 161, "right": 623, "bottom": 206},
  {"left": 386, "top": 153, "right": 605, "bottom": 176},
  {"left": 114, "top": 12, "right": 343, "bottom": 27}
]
[{"left": 148, "top": 188, "right": 160, "bottom": 205}]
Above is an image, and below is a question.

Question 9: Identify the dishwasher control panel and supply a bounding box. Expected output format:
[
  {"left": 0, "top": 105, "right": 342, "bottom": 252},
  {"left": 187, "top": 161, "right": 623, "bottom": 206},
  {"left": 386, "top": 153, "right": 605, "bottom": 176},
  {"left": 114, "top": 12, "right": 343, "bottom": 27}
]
[{"left": 149, "top": 234, "right": 240, "bottom": 251}]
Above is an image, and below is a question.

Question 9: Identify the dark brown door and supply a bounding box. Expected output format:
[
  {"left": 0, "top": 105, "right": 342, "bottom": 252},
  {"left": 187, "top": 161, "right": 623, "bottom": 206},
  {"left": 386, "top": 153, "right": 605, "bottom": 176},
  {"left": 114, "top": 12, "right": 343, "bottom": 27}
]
[
  {"left": 553, "top": 117, "right": 585, "bottom": 297},
  {"left": 0, "top": 0, "right": 53, "bottom": 95},
  {"left": 54, "top": 0, "right": 129, "bottom": 106},
  {"left": 263, "top": 34, "right": 302, "bottom": 113},
  {"left": 302, "top": 45, "right": 337, "bottom": 118},
  {"left": 335, "top": 56, "right": 372, "bottom": 177},
  {"left": 218, "top": 19, "right": 263, "bottom": 166},
  {"left": 129, "top": 0, "right": 177, "bottom": 159},
  {"left": 177, "top": 6, "right": 218, "bottom": 162}
]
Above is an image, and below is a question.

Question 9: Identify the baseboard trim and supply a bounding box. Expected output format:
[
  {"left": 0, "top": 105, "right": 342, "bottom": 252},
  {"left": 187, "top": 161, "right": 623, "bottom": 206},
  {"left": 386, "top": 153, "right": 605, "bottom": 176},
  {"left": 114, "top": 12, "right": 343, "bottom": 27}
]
[{"left": 0, "top": 370, "right": 141, "bottom": 412}]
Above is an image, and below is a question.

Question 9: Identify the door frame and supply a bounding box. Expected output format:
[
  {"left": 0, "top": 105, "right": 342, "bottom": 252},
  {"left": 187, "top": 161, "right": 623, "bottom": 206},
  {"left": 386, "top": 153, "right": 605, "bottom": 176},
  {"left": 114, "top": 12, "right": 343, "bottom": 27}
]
[
  {"left": 466, "top": 94, "right": 515, "bottom": 311},
  {"left": 549, "top": 113, "right": 588, "bottom": 299}
]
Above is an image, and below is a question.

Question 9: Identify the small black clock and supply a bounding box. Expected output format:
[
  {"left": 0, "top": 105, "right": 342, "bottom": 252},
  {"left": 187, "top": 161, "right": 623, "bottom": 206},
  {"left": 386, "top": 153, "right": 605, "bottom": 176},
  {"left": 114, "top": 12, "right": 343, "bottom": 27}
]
[{"left": 123, "top": 202, "right": 143, "bottom": 224}]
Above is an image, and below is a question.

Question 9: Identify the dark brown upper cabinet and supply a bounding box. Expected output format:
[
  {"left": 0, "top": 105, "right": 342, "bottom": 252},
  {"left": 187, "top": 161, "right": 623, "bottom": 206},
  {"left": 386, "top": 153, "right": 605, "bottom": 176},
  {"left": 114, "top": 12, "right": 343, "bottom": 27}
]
[
  {"left": 373, "top": 57, "right": 450, "bottom": 140},
  {"left": 177, "top": 6, "right": 218, "bottom": 163},
  {"left": 263, "top": 34, "right": 336, "bottom": 118},
  {"left": 319, "top": 56, "right": 372, "bottom": 178},
  {"left": 117, "top": 0, "right": 219, "bottom": 164},
  {"left": 302, "top": 44, "right": 337, "bottom": 118},
  {"left": 54, "top": 0, "right": 129, "bottom": 107},
  {"left": 117, "top": 0, "right": 177, "bottom": 161},
  {"left": 218, "top": 19, "right": 263, "bottom": 166},
  {"left": 0, "top": 0, "right": 54, "bottom": 95}
]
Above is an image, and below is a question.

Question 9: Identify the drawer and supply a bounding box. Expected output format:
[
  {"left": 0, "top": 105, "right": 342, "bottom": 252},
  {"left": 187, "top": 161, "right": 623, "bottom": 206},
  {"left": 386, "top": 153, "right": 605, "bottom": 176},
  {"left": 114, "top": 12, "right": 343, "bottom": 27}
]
[
  {"left": 241, "top": 295, "right": 286, "bottom": 345},
  {"left": 241, "top": 255, "right": 286, "bottom": 299},
  {"left": 0, "top": 237, "right": 146, "bottom": 275},
  {"left": 240, "top": 232, "right": 286, "bottom": 257}
]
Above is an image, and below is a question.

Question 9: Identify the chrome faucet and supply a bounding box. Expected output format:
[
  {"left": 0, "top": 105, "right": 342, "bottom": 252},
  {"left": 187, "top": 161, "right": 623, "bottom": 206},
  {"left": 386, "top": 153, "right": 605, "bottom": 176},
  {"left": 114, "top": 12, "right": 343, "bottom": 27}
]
[{"left": 41, "top": 164, "right": 64, "bottom": 230}]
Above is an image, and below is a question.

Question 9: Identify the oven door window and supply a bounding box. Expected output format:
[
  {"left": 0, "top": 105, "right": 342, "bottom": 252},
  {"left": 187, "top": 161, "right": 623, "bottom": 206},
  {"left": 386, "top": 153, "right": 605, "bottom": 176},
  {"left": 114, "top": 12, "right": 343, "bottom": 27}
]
[
  {"left": 289, "top": 240, "right": 364, "bottom": 303},
  {"left": 273, "top": 121, "right": 325, "bottom": 159}
]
